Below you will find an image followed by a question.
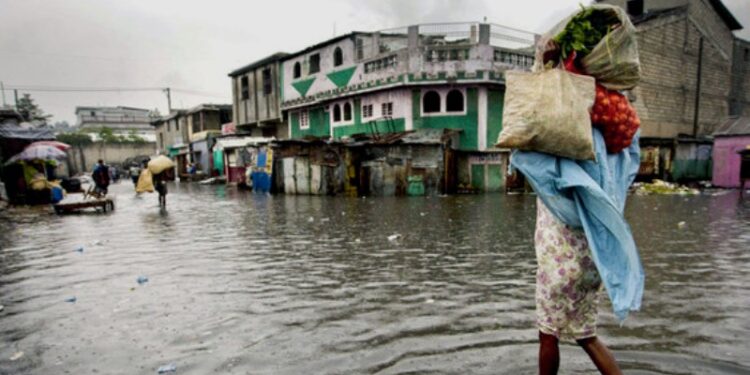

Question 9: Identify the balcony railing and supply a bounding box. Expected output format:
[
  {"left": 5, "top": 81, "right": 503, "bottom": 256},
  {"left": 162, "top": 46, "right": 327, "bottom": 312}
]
[
  {"left": 489, "top": 23, "right": 537, "bottom": 51},
  {"left": 79, "top": 115, "right": 153, "bottom": 124},
  {"left": 418, "top": 22, "right": 481, "bottom": 46}
]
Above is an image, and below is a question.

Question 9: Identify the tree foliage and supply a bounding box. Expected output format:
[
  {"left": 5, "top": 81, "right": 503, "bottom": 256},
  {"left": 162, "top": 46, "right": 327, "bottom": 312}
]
[
  {"left": 97, "top": 127, "right": 149, "bottom": 144},
  {"left": 16, "top": 93, "right": 52, "bottom": 123},
  {"left": 57, "top": 131, "right": 93, "bottom": 146}
]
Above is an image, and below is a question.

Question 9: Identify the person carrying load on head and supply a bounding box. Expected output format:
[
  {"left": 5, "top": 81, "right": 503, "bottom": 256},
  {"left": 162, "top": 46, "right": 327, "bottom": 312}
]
[{"left": 500, "top": 5, "right": 644, "bottom": 375}]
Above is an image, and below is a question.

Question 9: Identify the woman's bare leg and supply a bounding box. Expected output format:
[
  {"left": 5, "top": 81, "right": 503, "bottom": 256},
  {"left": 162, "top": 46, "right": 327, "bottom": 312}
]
[
  {"left": 539, "top": 331, "right": 560, "bottom": 375},
  {"left": 576, "top": 337, "right": 622, "bottom": 375}
]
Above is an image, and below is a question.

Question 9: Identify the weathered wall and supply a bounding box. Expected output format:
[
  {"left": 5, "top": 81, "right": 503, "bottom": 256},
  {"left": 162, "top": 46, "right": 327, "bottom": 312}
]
[
  {"left": 67, "top": 142, "right": 156, "bottom": 174},
  {"left": 457, "top": 152, "right": 508, "bottom": 192},
  {"left": 412, "top": 87, "right": 479, "bottom": 151},
  {"left": 672, "top": 141, "right": 712, "bottom": 181},
  {"left": 633, "top": 5, "right": 734, "bottom": 138},
  {"left": 289, "top": 88, "right": 413, "bottom": 139},
  {"left": 233, "top": 63, "right": 283, "bottom": 126},
  {"left": 730, "top": 39, "right": 750, "bottom": 116},
  {"left": 712, "top": 136, "right": 750, "bottom": 187}
]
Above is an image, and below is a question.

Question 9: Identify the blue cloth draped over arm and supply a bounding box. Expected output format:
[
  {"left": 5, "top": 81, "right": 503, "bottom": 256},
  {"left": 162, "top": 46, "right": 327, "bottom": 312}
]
[{"left": 510, "top": 129, "right": 644, "bottom": 321}]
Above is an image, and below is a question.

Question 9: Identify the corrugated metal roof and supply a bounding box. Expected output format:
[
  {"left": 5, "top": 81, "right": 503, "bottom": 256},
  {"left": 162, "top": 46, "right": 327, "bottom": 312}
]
[
  {"left": 0, "top": 123, "right": 56, "bottom": 140},
  {"left": 713, "top": 116, "right": 750, "bottom": 137}
]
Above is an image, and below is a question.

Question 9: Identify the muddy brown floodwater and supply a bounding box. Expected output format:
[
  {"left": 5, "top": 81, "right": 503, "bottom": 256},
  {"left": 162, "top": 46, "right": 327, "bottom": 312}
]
[{"left": 1, "top": 182, "right": 749, "bottom": 374}]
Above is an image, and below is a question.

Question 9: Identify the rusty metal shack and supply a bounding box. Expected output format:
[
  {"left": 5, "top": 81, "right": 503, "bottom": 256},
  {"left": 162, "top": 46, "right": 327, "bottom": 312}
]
[{"left": 271, "top": 129, "right": 460, "bottom": 196}]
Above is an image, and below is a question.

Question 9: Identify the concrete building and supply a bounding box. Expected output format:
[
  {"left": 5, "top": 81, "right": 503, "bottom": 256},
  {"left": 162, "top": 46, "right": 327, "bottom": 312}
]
[
  {"left": 229, "top": 53, "right": 288, "bottom": 139},
  {"left": 186, "top": 104, "right": 232, "bottom": 142},
  {"left": 152, "top": 104, "right": 232, "bottom": 178},
  {"left": 275, "top": 22, "right": 536, "bottom": 193},
  {"left": 596, "top": 0, "right": 747, "bottom": 180},
  {"left": 186, "top": 104, "right": 232, "bottom": 176},
  {"left": 152, "top": 110, "right": 188, "bottom": 154},
  {"left": 75, "top": 106, "right": 158, "bottom": 142}
]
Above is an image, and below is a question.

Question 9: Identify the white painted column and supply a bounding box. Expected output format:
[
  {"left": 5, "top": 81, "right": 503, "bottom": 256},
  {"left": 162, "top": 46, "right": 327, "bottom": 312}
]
[
  {"left": 404, "top": 89, "right": 413, "bottom": 131},
  {"left": 477, "top": 87, "right": 488, "bottom": 151}
]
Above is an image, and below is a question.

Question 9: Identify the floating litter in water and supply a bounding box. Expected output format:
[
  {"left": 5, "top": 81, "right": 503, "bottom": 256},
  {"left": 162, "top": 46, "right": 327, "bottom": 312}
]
[
  {"left": 64, "top": 296, "right": 77, "bottom": 303},
  {"left": 321, "top": 217, "right": 330, "bottom": 222},
  {"left": 341, "top": 211, "right": 346, "bottom": 216},
  {"left": 91, "top": 240, "right": 102, "bottom": 246},
  {"left": 9, "top": 351, "right": 24, "bottom": 361},
  {"left": 354, "top": 238, "right": 361, "bottom": 243},
  {"left": 420, "top": 212, "right": 426, "bottom": 216},
  {"left": 677, "top": 221, "right": 686, "bottom": 229},
  {"left": 75, "top": 246, "right": 84, "bottom": 253},
  {"left": 157, "top": 363, "right": 176, "bottom": 373},
  {"left": 137, "top": 276, "right": 149, "bottom": 285},
  {"left": 425, "top": 299, "right": 435, "bottom": 304},
  {"left": 387, "top": 234, "right": 401, "bottom": 242},
  {"left": 0, "top": 305, "right": 4, "bottom": 312},
  {"left": 308, "top": 217, "right": 314, "bottom": 222}
]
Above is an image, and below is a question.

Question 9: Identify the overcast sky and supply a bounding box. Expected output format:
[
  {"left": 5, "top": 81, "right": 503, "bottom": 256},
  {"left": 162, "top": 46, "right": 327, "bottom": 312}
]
[{"left": 1, "top": 0, "right": 749, "bottom": 125}]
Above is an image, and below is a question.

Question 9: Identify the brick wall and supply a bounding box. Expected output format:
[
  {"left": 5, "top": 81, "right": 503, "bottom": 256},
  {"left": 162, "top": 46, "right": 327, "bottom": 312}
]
[
  {"left": 632, "top": 1, "right": 735, "bottom": 138},
  {"left": 730, "top": 39, "right": 750, "bottom": 116}
]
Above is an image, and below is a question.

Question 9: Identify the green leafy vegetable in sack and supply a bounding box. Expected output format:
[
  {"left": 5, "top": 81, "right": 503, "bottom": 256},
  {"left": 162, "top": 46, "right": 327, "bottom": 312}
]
[{"left": 554, "top": 6, "right": 620, "bottom": 60}]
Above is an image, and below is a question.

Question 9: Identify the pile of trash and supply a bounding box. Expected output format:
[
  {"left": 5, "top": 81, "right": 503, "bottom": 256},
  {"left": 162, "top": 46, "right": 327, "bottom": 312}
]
[{"left": 632, "top": 180, "right": 700, "bottom": 195}]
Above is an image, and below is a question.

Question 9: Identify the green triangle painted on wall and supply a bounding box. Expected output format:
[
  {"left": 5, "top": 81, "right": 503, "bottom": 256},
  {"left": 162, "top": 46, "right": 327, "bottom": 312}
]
[
  {"left": 326, "top": 67, "right": 356, "bottom": 88},
  {"left": 292, "top": 77, "right": 316, "bottom": 97}
]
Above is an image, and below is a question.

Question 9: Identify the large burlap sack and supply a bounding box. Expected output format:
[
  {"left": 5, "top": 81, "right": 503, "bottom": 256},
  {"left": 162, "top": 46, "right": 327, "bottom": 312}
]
[
  {"left": 535, "top": 4, "right": 640, "bottom": 90},
  {"left": 147, "top": 155, "right": 175, "bottom": 175},
  {"left": 495, "top": 69, "right": 596, "bottom": 160},
  {"left": 136, "top": 169, "right": 155, "bottom": 193}
]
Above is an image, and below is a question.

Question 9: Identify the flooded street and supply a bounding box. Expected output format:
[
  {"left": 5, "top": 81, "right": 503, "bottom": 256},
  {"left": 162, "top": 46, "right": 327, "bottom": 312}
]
[{"left": 1, "top": 182, "right": 749, "bottom": 374}]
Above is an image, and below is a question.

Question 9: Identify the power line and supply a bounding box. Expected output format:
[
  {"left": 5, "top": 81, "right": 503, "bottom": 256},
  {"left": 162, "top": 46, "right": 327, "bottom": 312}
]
[{"left": 1, "top": 85, "right": 228, "bottom": 98}]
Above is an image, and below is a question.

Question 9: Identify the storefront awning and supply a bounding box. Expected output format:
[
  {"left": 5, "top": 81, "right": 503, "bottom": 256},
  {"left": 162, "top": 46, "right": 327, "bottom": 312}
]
[{"left": 214, "top": 136, "right": 274, "bottom": 150}]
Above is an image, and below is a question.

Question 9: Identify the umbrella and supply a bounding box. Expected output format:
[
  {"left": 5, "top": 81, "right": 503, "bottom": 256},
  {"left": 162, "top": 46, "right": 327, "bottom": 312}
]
[
  {"left": 25, "top": 141, "right": 71, "bottom": 151},
  {"left": 5, "top": 144, "right": 67, "bottom": 165}
]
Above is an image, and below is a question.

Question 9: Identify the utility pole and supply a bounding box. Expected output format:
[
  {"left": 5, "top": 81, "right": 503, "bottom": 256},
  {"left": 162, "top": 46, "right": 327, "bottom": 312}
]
[
  {"left": 164, "top": 87, "right": 172, "bottom": 113},
  {"left": 692, "top": 37, "right": 704, "bottom": 138},
  {"left": 13, "top": 89, "right": 19, "bottom": 110},
  {"left": 0, "top": 81, "right": 6, "bottom": 107}
]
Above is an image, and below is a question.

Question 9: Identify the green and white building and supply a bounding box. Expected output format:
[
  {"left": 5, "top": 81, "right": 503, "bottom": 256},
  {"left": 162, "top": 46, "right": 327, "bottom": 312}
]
[
  {"left": 281, "top": 23, "right": 535, "bottom": 191},
  {"left": 229, "top": 22, "right": 537, "bottom": 194}
]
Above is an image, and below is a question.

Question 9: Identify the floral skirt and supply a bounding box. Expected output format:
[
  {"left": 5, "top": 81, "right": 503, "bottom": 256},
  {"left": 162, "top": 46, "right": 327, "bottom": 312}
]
[{"left": 534, "top": 199, "right": 602, "bottom": 340}]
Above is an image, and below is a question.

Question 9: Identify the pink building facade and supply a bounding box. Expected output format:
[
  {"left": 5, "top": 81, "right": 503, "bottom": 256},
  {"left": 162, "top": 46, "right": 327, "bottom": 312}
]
[{"left": 713, "top": 136, "right": 750, "bottom": 187}]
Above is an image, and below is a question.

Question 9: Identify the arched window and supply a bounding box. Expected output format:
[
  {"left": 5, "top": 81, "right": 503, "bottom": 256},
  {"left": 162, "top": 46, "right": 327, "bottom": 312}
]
[
  {"left": 333, "top": 104, "right": 341, "bottom": 122},
  {"left": 293, "top": 62, "right": 301, "bottom": 79},
  {"left": 333, "top": 47, "right": 343, "bottom": 67},
  {"left": 343, "top": 102, "right": 352, "bottom": 121},
  {"left": 423, "top": 90, "right": 441, "bottom": 113},
  {"left": 446, "top": 89, "right": 464, "bottom": 112}
]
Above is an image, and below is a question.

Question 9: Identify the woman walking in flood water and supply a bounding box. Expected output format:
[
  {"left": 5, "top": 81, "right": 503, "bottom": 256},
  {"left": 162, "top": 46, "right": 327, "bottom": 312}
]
[
  {"left": 534, "top": 202, "right": 622, "bottom": 374},
  {"left": 503, "top": 5, "right": 646, "bottom": 374}
]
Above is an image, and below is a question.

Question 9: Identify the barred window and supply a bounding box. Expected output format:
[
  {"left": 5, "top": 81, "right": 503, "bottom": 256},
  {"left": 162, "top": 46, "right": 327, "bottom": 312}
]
[
  {"left": 381, "top": 102, "right": 393, "bottom": 116},
  {"left": 299, "top": 110, "right": 309, "bottom": 129},
  {"left": 362, "top": 104, "right": 373, "bottom": 118}
]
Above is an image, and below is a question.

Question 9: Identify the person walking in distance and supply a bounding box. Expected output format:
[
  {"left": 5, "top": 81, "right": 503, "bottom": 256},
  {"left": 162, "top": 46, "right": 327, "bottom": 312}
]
[
  {"left": 153, "top": 172, "right": 167, "bottom": 208},
  {"left": 92, "top": 159, "right": 110, "bottom": 196}
]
